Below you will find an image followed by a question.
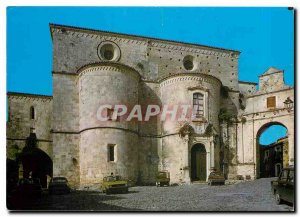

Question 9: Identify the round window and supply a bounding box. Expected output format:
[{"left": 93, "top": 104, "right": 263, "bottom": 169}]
[
  {"left": 97, "top": 41, "right": 121, "bottom": 62},
  {"left": 184, "top": 59, "right": 194, "bottom": 70},
  {"left": 103, "top": 49, "right": 114, "bottom": 60},
  {"left": 183, "top": 55, "right": 195, "bottom": 71}
]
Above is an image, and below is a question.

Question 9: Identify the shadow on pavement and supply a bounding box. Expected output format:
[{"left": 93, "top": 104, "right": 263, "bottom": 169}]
[{"left": 8, "top": 190, "right": 141, "bottom": 211}]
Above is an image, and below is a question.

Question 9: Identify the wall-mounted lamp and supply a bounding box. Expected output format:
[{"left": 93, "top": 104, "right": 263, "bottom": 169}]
[{"left": 283, "top": 97, "right": 294, "bottom": 112}]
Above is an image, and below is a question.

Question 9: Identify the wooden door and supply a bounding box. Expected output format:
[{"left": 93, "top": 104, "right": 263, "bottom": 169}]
[
  {"left": 191, "top": 144, "right": 206, "bottom": 181},
  {"left": 197, "top": 152, "right": 206, "bottom": 181}
]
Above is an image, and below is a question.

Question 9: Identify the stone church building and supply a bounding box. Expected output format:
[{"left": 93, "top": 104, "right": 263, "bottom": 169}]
[{"left": 6, "top": 24, "right": 294, "bottom": 188}]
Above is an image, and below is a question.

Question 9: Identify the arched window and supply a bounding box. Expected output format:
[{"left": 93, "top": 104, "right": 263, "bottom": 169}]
[
  {"left": 193, "top": 93, "right": 204, "bottom": 118},
  {"left": 30, "top": 106, "right": 35, "bottom": 120}
]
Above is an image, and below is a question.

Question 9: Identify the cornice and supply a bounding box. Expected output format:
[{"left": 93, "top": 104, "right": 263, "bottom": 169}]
[
  {"left": 148, "top": 41, "right": 239, "bottom": 58},
  {"left": 187, "top": 86, "right": 210, "bottom": 92},
  {"left": 77, "top": 62, "right": 141, "bottom": 82},
  {"left": 7, "top": 138, "right": 53, "bottom": 142},
  {"left": 241, "top": 108, "right": 293, "bottom": 118},
  {"left": 52, "top": 71, "right": 77, "bottom": 76},
  {"left": 238, "top": 81, "right": 258, "bottom": 85},
  {"left": 52, "top": 127, "right": 192, "bottom": 139},
  {"left": 7, "top": 92, "right": 53, "bottom": 100},
  {"left": 159, "top": 72, "right": 222, "bottom": 88},
  {"left": 50, "top": 23, "right": 240, "bottom": 58},
  {"left": 247, "top": 86, "right": 294, "bottom": 98}
]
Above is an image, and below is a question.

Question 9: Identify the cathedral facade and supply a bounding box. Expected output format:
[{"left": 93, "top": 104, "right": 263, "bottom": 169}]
[{"left": 6, "top": 24, "right": 294, "bottom": 188}]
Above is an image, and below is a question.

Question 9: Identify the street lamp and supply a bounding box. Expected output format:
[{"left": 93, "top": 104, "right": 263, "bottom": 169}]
[{"left": 283, "top": 97, "right": 294, "bottom": 112}]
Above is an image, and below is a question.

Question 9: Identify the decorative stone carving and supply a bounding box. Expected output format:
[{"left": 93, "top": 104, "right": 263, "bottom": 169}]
[{"left": 178, "top": 123, "right": 194, "bottom": 138}]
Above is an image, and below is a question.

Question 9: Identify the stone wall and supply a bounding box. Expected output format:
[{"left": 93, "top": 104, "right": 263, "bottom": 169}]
[
  {"left": 78, "top": 65, "right": 140, "bottom": 131},
  {"left": 6, "top": 93, "right": 53, "bottom": 159},
  {"left": 79, "top": 129, "right": 139, "bottom": 185},
  {"left": 258, "top": 68, "right": 287, "bottom": 93},
  {"left": 159, "top": 74, "right": 221, "bottom": 133},
  {"left": 238, "top": 81, "right": 257, "bottom": 96},
  {"left": 52, "top": 133, "right": 80, "bottom": 187},
  {"left": 77, "top": 64, "right": 140, "bottom": 185},
  {"left": 50, "top": 24, "right": 240, "bottom": 90},
  {"left": 52, "top": 73, "right": 80, "bottom": 186},
  {"left": 138, "top": 136, "right": 161, "bottom": 184}
]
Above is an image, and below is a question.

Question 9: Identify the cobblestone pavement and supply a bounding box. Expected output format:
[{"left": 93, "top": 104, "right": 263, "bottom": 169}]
[{"left": 14, "top": 178, "right": 293, "bottom": 211}]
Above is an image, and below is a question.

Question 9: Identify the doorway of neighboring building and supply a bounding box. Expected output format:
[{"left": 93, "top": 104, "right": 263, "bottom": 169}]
[{"left": 191, "top": 143, "right": 206, "bottom": 181}]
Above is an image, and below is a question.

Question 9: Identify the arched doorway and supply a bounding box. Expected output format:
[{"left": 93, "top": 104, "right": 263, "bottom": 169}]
[
  {"left": 191, "top": 144, "right": 206, "bottom": 181},
  {"left": 17, "top": 133, "right": 53, "bottom": 188},
  {"left": 20, "top": 147, "right": 53, "bottom": 188},
  {"left": 256, "top": 122, "right": 288, "bottom": 178}
]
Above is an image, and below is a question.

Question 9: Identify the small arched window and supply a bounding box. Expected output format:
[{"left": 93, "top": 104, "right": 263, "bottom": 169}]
[
  {"left": 193, "top": 93, "right": 204, "bottom": 118},
  {"left": 30, "top": 106, "right": 35, "bottom": 120}
]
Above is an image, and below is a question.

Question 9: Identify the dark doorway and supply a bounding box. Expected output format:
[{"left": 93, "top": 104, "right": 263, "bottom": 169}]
[
  {"left": 17, "top": 133, "right": 53, "bottom": 188},
  {"left": 191, "top": 144, "right": 206, "bottom": 181}
]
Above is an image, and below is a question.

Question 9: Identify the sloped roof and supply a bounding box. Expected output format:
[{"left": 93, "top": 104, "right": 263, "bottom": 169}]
[{"left": 260, "top": 67, "right": 283, "bottom": 77}]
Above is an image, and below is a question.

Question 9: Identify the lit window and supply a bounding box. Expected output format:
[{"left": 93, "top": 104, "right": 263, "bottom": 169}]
[
  {"left": 193, "top": 93, "right": 204, "bottom": 118},
  {"left": 30, "top": 106, "right": 35, "bottom": 120},
  {"left": 108, "top": 144, "right": 116, "bottom": 162},
  {"left": 267, "top": 96, "right": 276, "bottom": 109}
]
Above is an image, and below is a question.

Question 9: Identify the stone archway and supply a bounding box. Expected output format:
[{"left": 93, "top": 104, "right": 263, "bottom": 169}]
[
  {"left": 191, "top": 143, "right": 206, "bottom": 181},
  {"left": 17, "top": 133, "right": 53, "bottom": 188},
  {"left": 20, "top": 147, "right": 53, "bottom": 188},
  {"left": 256, "top": 121, "right": 288, "bottom": 178}
]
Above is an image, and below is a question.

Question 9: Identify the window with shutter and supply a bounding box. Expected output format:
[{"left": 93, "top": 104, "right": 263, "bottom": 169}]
[{"left": 267, "top": 96, "right": 276, "bottom": 109}]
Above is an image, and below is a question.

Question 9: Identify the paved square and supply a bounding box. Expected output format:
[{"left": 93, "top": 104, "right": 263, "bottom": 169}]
[{"left": 16, "top": 178, "right": 293, "bottom": 211}]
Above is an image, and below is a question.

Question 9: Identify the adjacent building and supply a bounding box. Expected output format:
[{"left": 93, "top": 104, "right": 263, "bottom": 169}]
[{"left": 260, "top": 136, "right": 289, "bottom": 178}]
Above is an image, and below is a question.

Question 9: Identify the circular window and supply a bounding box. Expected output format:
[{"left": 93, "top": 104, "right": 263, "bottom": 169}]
[
  {"left": 97, "top": 41, "right": 121, "bottom": 62},
  {"left": 103, "top": 49, "right": 114, "bottom": 60},
  {"left": 183, "top": 55, "right": 195, "bottom": 71},
  {"left": 184, "top": 60, "right": 193, "bottom": 70}
]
